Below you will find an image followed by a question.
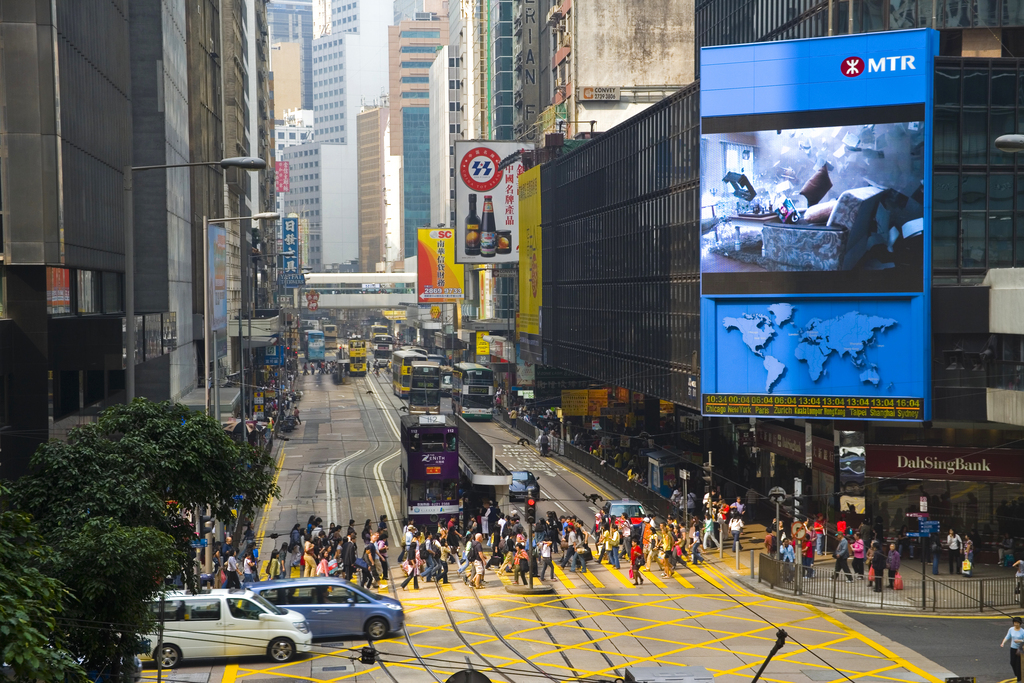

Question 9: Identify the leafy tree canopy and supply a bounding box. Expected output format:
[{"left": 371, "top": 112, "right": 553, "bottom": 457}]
[{"left": 7, "top": 399, "right": 280, "bottom": 679}]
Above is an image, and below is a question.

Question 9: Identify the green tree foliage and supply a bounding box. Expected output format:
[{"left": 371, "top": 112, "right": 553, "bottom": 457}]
[
  {"left": 0, "top": 486, "right": 84, "bottom": 683},
  {"left": 8, "top": 399, "right": 280, "bottom": 679}
]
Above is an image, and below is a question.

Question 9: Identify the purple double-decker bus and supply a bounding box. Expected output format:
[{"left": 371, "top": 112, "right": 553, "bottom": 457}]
[{"left": 400, "top": 414, "right": 461, "bottom": 528}]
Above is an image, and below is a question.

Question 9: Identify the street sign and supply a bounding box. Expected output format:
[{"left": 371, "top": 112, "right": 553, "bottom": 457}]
[
  {"left": 906, "top": 532, "right": 928, "bottom": 538},
  {"left": 905, "top": 512, "right": 929, "bottom": 518},
  {"left": 768, "top": 486, "right": 787, "bottom": 503},
  {"left": 308, "top": 302, "right": 319, "bottom": 312},
  {"left": 278, "top": 272, "right": 306, "bottom": 287},
  {"left": 919, "top": 495, "right": 928, "bottom": 513},
  {"left": 920, "top": 520, "right": 941, "bottom": 534},
  {"left": 791, "top": 522, "right": 807, "bottom": 539},
  {"left": 190, "top": 539, "right": 208, "bottom": 548}
]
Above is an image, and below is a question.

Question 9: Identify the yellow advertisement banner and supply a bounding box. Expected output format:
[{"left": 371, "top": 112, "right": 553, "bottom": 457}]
[
  {"left": 476, "top": 333, "right": 490, "bottom": 356},
  {"left": 383, "top": 310, "right": 407, "bottom": 320},
  {"left": 518, "top": 165, "right": 542, "bottom": 336},
  {"left": 417, "top": 228, "right": 465, "bottom": 301},
  {"left": 562, "top": 390, "right": 589, "bottom": 416},
  {"left": 588, "top": 389, "right": 609, "bottom": 416}
]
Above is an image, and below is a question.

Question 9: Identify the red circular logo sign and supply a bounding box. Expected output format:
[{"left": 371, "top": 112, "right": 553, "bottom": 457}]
[
  {"left": 459, "top": 147, "right": 503, "bottom": 192},
  {"left": 841, "top": 56, "right": 864, "bottom": 77}
]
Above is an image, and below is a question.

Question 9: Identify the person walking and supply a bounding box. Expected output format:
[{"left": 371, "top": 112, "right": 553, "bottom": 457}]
[
  {"left": 947, "top": 528, "right": 963, "bottom": 575},
  {"left": 1000, "top": 616, "right": 1024, "bottom": 683},
  {"left": 607, "top": 521, "right": 622, "bottom": 570},
  {"left": 470, "top": 533, "right": 487, "bottom": 589},
  {"left": 851, "top": 532, "right": 866, "bottom": 579},
  {"left": 729, "top": 512, "right": 744, "bottom": 554},
  {"left": 702, "top": 512, "right": 718, "bottom": 549},
  {"left": 871, "top": 542, "right": 887, "bottom": 592},
  {"left": 538, "top": 537, "right": 554, "bottom": 580},
  {"left": 224, "top": 550, "right": 242, "bottom": 589},
  {"left": 630, "top": 541, "right": 645, "bottom": 586},
  {"left": 832, "top": 533, "right": 853, "bottom": 582},
  {"left": 302, "top": 539, "right": 317, "bottom": 577},
  {"left": 400, "top": 541, "right": 422, "bottom": 591},
  {"left": 813, "top": 514, "right": 826, "bottom": 555}
]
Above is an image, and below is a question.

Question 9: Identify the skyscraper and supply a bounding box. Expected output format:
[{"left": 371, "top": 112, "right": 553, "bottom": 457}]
[
  {"left": 389, "top": 17, "right": 449, "bottom": 257},
  {"left": 268, "top": 0, "right": 315, "bottom": 109}
]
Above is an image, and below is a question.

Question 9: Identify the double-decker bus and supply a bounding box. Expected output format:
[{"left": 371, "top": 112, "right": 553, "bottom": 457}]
[
  {"left": 370, "top": 323, "right": 389, "bottom": 339},
  {"left": 400, "top": 415, "right": 460, "bottom": 527},
  {"left": 372, "top": 334, "right": 394, "bottom": 368},
  {"left": 392, "top": 349, "right": 427, "bottom": 398},
  {"left": 306, "top": 330, "right": 325, "bottom": 361},
  {"left": 451, "top": 363, "right": 494, "bottom": 421},
  {"left": 322, "top": 323, "right": 338, "bottom": 346},
  {"left": 409, "top": 361, "right": 441, "bottom": 414},
  {"left": 349, "top": 338, "right": 368, "bottom": 376}
]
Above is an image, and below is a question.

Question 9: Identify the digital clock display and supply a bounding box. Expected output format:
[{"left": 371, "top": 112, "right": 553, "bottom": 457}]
[{"left": 702, "top": 394, "right": 923, "bottom": 421}]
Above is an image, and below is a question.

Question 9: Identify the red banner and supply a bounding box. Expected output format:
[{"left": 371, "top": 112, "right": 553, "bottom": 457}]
[
  {"left": 275, "top": 161, "right": 290, "bottom": 193},
  {"left": 756, "top": 422, "right": 834, "bottom": 474},
  {"left": 866, "top": 445, "right": 1024, "bottom": 483}
]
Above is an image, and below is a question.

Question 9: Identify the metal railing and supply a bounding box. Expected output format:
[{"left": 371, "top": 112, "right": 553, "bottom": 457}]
[{"left": 758, "top": 553, "right": 1024, "bottom": 611}]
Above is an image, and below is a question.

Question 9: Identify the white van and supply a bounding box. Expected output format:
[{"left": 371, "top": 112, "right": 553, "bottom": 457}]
[{"left": 141, "top": 589, "right": 313, "bottom": 668}]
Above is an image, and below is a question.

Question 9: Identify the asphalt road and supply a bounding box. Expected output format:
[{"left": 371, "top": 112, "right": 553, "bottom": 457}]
[{"left": 847, "top": 611, "right": 1016, "bottom": 683}]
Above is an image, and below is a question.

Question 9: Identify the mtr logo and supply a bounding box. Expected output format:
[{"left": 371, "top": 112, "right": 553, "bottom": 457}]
[{"left": 841, "top": 55, "right": 916, "bottom": 77}]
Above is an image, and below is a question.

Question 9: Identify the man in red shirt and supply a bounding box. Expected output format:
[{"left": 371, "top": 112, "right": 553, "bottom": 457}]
[{"left": 802, "top": 537, "right": 815, "bottom": 578}]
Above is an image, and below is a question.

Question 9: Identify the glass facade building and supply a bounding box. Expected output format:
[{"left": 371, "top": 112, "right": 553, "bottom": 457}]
[
  {"left": 489, "top": 0, "right": 514, "bottom": 140},
  {"left": 268, "top": 1, "right": 314, "bottom": 109},
  {"left": 403, "top": 107, "right": 432, "bottom": 257},
  {"left": 541, "top": 84, "right": 702, "bottom": 409}
]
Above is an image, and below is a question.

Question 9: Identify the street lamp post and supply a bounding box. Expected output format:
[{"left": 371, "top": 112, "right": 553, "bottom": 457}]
[
  {"left": 123, "top": 156, "right": 266, "bottom": 402},
  {"left": 204, "top": 212, "right": 279, "bottom": 420}
]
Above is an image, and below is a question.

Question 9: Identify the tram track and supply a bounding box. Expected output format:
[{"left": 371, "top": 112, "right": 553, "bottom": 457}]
[{"left": 364, "top": 372, "right": 614, "bottom": 682}]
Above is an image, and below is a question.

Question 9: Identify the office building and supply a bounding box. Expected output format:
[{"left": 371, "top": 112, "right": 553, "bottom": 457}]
[
  {"left": 308, "top": 0, "right": 391, "bottom": 265},
  {"left": 429, "top": 46, "right": 459, "bottom": 229},
  {"left": 358, "top": 106, "right": 389, "bottom": 272},
  {"left": 389, "top": 17, "right": 449, "bottom": 257},
  {"left": 268, "top": 0, "right": 314, "bottom": 109},
  {"left": 0, "top": 1, "right": 133, "bottom": 479},
  {"left": 272, "top": 42, "right": 304, "bottom": 113}
]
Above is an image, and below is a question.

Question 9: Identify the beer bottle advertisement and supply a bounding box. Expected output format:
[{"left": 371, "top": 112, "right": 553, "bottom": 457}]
[
  {"left": 455, "top": 140, "right": 535, "bottom": 264},
  {"left": 464, "top": 194, "right": 480, "bottom": 256},
  {"left": 480, "top": 195, "right": 497, "bottom": 257}
]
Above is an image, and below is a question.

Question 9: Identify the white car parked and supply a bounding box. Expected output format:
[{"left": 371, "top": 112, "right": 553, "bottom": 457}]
[{"left": 141, "top": 589, "right": 312, "bottom": 668}]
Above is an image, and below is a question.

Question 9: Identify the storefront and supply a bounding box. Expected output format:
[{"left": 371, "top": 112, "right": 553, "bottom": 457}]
[
  {"left": 866, "top": 445, "right": 1024, "bottom": 551},
  {"left": 755, "top": 423, "right": 835, "bottom": 515}
]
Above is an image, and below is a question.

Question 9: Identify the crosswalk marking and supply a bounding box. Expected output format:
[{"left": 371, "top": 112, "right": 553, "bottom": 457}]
[
  {"left": 576, "top": 566, "right": 604, "bottom": 588},
  {"left": 604, "top": 565, "right": 636, "bottom": 587},
  {"left": 640, "top": 567, "right": 666, "bottom": 588},
  {"left": 552, "top": 563, "right": 576, "bottom": 589}
]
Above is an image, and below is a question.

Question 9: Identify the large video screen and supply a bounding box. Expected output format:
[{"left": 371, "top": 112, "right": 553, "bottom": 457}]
[{"left": 701, "top": 108, "right": 926, "bottom": 296}]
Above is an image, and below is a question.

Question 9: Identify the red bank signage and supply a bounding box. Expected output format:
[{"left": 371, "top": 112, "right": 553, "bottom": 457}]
[{"left": 867, "top": 445, "right": 1024, "bottom": 482}]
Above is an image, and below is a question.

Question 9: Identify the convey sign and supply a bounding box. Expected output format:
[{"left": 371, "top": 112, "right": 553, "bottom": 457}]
[{"left": 459, "top": 147, "right": 503, "bottom": 192}]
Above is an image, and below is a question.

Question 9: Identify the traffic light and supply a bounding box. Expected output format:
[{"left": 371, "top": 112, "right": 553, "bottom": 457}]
[
  {"left": 793, "top": 478, "right": 806, "bottom": 521},
  {"left": 525, "top": 497, "right": 536, "bottom": 525},
  {"left": 198, "top": 515, "right": 215, "bottom": 535},
  {"left": 702, "top": 463, "right": 713, "bottom": 486}
]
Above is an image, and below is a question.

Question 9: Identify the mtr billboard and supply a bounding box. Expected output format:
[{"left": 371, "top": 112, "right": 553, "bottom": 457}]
[{"left": 699, "top": 29, "right": 937, "bottom": 422}]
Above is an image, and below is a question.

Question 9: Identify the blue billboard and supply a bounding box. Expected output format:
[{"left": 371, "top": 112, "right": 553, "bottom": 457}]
[
  {"left": 281, "top": 217, "right": 299, "bottom": 273},
  {"left": 699, "top": 29, "right": 937, "bottom": 422}
]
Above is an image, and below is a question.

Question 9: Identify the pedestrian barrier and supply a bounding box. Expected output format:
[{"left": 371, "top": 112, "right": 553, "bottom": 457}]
[{"left": 757, "top": 553, "right": 1024, "bottom": 611}]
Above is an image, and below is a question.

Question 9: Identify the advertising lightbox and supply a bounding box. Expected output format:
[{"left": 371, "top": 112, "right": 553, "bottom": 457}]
[
  {"left": 699, "top": 29, "right": 937, "bottom": 421},
  {"left": 417, "top": 227, "right": 465, "bottom": 301},
  {"left": 454, "top": 141, "right": 532, "bottom": 264}
]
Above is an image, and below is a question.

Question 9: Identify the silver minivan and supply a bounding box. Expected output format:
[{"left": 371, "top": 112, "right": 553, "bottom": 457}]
[
  {"left": 249, "top": 577, "right": 404, "bottom": 640},
  {"left": 141, "top": 589, "right": 312, "bottom": 668}
]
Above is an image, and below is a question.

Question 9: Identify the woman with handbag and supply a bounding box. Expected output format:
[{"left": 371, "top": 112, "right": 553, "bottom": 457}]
[
  {"left": 401, "top": 541, "right": 423, "bottom": 591},
  {"left": 630, "top": 540, "right": 645, "bottom": 586},
  {"left": 302, "top": 539, "right": 317, "bottom": 577}
]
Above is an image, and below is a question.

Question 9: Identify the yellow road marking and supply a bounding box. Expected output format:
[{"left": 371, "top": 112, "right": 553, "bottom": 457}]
[
  {"left": 641, "top": 567, "right": 666, "bottom": 588},
  {"left": 807, "top": 604, "right": 946, "bottom": 683},
  {"left": 221, "top": 664, "right": 238, "bottom": 683},
  {"left": 575, "top": 567, "right": 604, "bottom": 588},
  {"left": 552, "top": 563, "right": 576, "bottom": 589},
  {"left": 605, "top": 565, "right": 636, "bottom": 587},
  {"left": 254, "top": 445, "right": 287, "bottom": 553},
  {"left": 671, "top": 572, "right": 694, "bottom": 588}
]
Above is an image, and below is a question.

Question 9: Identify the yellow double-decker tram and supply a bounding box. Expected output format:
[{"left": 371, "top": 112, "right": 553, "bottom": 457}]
[
  {"left": 349, "top": 338, "right": 368, "bottom": 376},
  {"left": 392, "top": 349, "right": 427, "bottom": 398}
]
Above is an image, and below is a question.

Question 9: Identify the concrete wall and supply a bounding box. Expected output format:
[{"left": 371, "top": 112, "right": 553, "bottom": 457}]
[
  {"left": 987, "top": 388, "right": 1024, "bottom": 428},
  {"left": 429, "top": 47, "right": 450, "bottom": 230},
  {"left": 983, "top": 269, "right": 1024, "bottom": 335},
  {"left": 576, "top": 0, "right": 695, "bottom": 89},
  {"left": 272, "top": 42, "right": 304, "bottom": 113}
]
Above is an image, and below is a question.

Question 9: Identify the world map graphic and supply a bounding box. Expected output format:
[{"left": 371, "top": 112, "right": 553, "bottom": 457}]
[{"left": 722, "top": 304, "right": 897, "bottom": 393}]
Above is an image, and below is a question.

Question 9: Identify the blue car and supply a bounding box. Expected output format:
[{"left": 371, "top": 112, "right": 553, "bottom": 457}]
[{"left": 249, "top": 577, "right": 403, "bottom": 640}]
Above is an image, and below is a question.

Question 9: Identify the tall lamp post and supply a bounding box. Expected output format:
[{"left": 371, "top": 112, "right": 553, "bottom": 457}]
[
  {"left": 204, "top": 212, "right": 280, "bottom": 419},
  {"left": 123, "top": 156, "right": 267, "bottom": 402}
]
